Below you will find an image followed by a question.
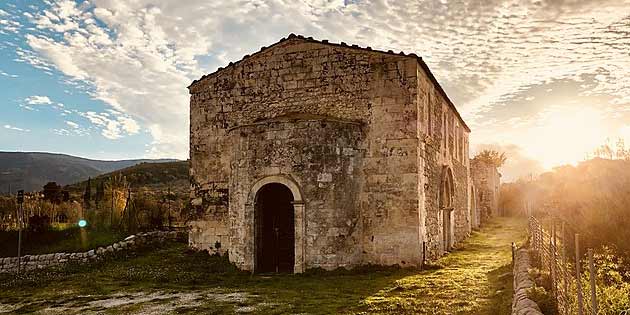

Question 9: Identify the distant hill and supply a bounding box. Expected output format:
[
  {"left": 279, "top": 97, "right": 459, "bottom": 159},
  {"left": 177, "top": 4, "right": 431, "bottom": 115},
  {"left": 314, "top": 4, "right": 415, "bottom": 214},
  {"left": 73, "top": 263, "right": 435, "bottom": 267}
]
[
  {"left": 0, "top": 152, "right": 178, "bottom": 193},
  {"left": 65, "top": 160, "right": 189, "bottom": 195}
]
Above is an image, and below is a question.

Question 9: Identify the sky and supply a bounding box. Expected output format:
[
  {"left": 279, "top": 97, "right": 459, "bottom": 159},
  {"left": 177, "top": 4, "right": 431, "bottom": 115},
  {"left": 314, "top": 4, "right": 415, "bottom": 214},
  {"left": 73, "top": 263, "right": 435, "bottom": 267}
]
[{"left": 0, "top": 0, "right": 629, "bottom": 181}]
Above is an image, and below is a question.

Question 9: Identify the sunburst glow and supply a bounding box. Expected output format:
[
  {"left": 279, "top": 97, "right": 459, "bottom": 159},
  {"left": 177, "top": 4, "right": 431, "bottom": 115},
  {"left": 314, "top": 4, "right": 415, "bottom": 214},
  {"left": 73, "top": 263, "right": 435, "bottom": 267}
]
[{"left": 521, "top": 106, "right": 608, "bottom": 170}]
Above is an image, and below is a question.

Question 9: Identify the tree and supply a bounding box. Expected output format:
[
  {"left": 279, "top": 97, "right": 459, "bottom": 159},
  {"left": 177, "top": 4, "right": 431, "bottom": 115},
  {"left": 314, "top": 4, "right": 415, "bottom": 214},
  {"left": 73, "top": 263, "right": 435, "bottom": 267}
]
[
  {"left": 43, "top": 182, "right": 62, "bottom": 204},
  {"left": 95, "top": 181, "right": 105, "bottom": 206},
  {"left": 83, "top": 177, "right": 92, "bottom": 206},
  {"left": 473, "top": 150, "right": 507, "bottom": 168},
  {"left": 105, "top": 173, "right": 129, "bottom": 227}
]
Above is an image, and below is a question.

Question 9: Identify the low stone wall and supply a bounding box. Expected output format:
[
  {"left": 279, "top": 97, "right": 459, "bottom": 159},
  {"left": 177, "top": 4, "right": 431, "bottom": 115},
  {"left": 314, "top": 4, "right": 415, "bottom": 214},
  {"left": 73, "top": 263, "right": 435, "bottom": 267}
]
[
  {"left": 0, "top": 230, "right": 186, "bottom": 274},
  {"left": 512, "top": 248, "right": 544, "bottom": 315}
]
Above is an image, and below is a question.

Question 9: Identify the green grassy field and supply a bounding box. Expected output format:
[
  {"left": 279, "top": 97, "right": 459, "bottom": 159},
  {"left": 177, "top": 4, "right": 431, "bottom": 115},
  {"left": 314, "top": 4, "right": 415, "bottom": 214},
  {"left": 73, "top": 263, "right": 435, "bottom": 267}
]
[{"left": 0, "top": 217, "right": 526, "bottom": 315}]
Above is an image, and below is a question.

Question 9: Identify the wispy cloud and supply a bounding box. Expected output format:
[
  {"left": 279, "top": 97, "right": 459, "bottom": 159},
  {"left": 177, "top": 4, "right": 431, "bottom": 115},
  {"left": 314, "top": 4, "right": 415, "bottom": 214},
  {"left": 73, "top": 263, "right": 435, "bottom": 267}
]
[
  {"left": 4, "top": 124, "right": 30, "bottom": 132},
  {"left": 24, "top": 95, "right": 52, "bottom": 105},
  {"left": 59, "top": 120, "right": 89, "bottom": 136},
  {"left": 0, "top": 70, "right": 18, "bottom": 78},
  {"left": 79, "top": 111, "right": 139, "bottom": 140},
  {"left": 65, "top": 120, "right": 79, "bottom": 129}
]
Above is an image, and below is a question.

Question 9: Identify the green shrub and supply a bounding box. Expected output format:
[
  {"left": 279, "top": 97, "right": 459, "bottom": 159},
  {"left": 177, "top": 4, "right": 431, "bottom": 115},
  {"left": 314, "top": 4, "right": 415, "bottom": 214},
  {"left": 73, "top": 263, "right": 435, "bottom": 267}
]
[{"left": 580, "top": 247, "right": 630, "bottom": 315}]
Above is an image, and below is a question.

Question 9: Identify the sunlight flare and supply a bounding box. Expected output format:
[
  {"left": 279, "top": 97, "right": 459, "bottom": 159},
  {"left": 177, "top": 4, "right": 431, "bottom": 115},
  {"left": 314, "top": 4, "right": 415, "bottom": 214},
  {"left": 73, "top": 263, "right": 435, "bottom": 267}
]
[{"left": 523, "top": 106, "right": 607, "bottom": 169}]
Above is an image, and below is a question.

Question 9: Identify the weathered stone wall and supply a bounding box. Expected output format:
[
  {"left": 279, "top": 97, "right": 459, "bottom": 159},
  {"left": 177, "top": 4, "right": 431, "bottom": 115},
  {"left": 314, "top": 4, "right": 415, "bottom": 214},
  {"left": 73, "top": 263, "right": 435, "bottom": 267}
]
[
  {"left": 470, "top": 184, "right": 481, "bottom": 229},
  {"left": 0, "top": 231, "right": 184, "bottom": 274},
  {"left": 417, "top": 67, "right": 471, "bottom": 260},
  {"left": 512, "top": 248, "right": 544, "bottom": 315},
  {"left": 189, "top": 35, "right": 472, "bottom": 270},
  {"left": 471, "top": 159, "right": 501, "bottom": 221},
  {"left": 228, "top": 119, "right": 364, "bottom": 270}
]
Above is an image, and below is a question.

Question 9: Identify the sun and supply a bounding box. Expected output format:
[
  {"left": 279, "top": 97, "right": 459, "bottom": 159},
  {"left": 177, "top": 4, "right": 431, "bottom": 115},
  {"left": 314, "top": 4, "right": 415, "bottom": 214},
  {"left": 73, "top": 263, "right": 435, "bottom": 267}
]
[{"left": 522, "top": 106, "right": 607, "bottom": 170}]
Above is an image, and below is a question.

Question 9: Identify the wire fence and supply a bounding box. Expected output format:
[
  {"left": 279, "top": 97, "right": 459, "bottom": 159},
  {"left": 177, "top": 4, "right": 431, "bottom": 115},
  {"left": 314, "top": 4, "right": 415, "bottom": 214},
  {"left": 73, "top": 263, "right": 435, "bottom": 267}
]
[{"left": 529, "top": 216, "right": 599, "bottom": 315}]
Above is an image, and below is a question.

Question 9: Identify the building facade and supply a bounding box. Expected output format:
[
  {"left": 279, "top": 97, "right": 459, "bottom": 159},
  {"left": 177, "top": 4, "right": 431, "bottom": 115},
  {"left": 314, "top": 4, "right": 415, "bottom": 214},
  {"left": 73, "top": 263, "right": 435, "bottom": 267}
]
[
  {"left": 188, "top": 35, "right": 473, "bottom": 273},
  {"left": 471, "top": 159, "right": 501, "bottom": 222}
]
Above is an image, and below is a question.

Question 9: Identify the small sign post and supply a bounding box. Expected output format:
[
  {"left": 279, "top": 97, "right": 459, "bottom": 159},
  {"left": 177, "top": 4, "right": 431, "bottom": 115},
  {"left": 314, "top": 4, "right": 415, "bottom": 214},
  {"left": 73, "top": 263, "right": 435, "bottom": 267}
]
[{"left": 16, "top": 190, "right": 24, "bottom": 274}]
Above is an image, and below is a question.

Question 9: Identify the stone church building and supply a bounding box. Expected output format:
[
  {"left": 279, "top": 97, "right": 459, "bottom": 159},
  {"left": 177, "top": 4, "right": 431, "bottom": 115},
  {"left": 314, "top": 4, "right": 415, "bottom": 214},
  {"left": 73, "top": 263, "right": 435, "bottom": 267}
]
[
  {"left": 471, "top": 158, "right": 502, "bottom": 222},
  {"left": 188, "top": 34, "right": 477, "bottom": 273}
]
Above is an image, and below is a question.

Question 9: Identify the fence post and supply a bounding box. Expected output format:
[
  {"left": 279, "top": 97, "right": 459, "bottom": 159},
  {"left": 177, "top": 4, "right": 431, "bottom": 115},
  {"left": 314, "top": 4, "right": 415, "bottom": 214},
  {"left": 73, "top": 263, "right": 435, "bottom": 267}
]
[
  {"left": 540, "top": 220, "right": 544, "bottom": 254},
  {"left": 551, "top": 222, "right": 557, "bottom": 302},
  {"left": 575, "top": 233, "right": 584, "bottom": 315},
  {"left": 511, "top": 242, "right": 516, "bottom": 267},
  {"left": 536, "top": 221, "right": 542, "bottom": 253},
  {"left": 527, "top": 216, "right": 535, "bottom": 249},
  {"left": 562, "top": 222, "right": 568, "bottom": 315},
  {"left": 588, "top": 249, "right": 598, "bottom": 315}
]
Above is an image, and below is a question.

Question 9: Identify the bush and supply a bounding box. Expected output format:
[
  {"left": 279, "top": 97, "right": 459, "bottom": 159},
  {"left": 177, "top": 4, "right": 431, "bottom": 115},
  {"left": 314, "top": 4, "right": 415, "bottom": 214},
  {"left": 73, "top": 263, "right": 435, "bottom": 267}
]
[
  {"left": 27, "top": 215, "right": 51, "bottom": 233},
  {"left": 582, "top": 247, "right": 630, "bottom": 315}
]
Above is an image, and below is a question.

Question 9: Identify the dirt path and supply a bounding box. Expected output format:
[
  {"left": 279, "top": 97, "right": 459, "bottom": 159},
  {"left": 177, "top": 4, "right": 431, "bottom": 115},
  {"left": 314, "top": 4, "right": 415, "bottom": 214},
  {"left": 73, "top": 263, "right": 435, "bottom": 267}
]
[
  {"left": 0, "top": 217, "right": 526, "bottom": 315},
  {"left": 359, "top": 217, "right": 527, "bottom": 314}
]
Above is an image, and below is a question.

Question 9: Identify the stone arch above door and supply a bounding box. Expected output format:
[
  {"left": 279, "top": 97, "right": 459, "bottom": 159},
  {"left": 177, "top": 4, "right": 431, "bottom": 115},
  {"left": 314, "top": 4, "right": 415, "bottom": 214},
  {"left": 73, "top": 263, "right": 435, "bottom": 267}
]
[
  {"left": 440, "top": 166, "right": 455, "bottom": 209},
  {"left": 248, "top": 175, "right": 304, "bottom": 205}
]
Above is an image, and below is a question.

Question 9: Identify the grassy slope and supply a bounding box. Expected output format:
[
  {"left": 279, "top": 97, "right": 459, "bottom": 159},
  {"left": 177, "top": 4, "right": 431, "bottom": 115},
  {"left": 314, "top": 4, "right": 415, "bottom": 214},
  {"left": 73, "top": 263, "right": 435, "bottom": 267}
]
[
  {"left": 64, "top": 160, "right": 188, "bottom": 194},
  {"left": 0, "top": 217, "right": 526, "bottom": 315},
  {"left": 0, "top": 151, "right": 177, "bottom": 192}
]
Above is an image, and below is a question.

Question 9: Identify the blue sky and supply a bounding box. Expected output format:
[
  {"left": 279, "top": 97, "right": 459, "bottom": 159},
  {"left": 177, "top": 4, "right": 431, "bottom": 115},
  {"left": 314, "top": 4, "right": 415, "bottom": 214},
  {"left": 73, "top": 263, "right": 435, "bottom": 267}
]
[
  {"left": 1, "top": 0, "right": 629, "bottom": 180},
  {"left": 0, "top": 1, "right": 152, "bottom": 160}
]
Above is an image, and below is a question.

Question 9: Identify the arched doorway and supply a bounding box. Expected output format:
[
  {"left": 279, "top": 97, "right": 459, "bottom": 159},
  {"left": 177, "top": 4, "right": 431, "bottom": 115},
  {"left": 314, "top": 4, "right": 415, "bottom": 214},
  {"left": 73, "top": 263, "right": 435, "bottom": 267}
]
[
  {"left": 255, "top": 183, "right": 295, "bottom": 273},
  {"left": 440, "top": 166, "right": 455, "bottom": 252}
]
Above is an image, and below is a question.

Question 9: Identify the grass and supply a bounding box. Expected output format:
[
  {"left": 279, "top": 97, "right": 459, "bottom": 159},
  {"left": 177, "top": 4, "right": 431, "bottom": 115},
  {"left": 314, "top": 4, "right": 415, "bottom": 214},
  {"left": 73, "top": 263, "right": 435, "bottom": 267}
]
[
  {"left": 0, "top": 227, "right": 127, "bottom": 258},
  {"left": 359, "top": 217, "right": 526, "bottom": 314},
  {"left": 0, "top": 217, "right": 526, "bottom": 314}
]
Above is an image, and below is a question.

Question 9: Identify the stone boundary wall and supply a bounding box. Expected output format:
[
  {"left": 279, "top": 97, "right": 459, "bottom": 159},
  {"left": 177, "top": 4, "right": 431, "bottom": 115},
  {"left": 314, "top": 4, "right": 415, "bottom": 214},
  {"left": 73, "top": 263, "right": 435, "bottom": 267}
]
[
  {"left": 512, "top": 248, "right": 544, "bottom": 315},
  {"left": 0, "top": 230, "right": 186, "bottom": 274}
]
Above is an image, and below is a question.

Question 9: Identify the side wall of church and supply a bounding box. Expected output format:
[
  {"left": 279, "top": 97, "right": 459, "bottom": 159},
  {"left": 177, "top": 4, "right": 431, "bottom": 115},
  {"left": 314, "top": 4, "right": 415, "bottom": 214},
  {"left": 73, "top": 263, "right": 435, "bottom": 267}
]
[
  {"left": 471, "top": 160, "right": 501, "bottom": 222},
  {"left": 417, "top": 67, "right": 471, "bottom": 260}
]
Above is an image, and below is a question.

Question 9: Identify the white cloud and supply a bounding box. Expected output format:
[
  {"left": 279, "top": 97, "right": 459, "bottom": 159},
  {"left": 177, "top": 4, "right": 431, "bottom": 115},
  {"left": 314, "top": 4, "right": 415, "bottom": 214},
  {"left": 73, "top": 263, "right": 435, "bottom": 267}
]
[
  {"left": 65, "top": 120, "right": 79, "bottom": 128},
  {"left": 0, "top": 70, "right": 18, "bottom": 78},
  {"left": 79, "top": 111, "right": 139, "bottom": 140},
  {"left": 8, "top": 0, "right": 630, "bottom": 161},
  {"left": 24, "top": 95, "right": 52, "bottom": 105},
  {"left": 52, "top": 128, "right": 70, "bottom": 136},
  {"left": 0, "top": 17, "right": 21, "bottom": 34},
  {"left": 19, "top": 105, "right": 36, "bottom": 111},
  {"left": 4, "top": 124, "right": 30, "bottom": 132},
  {"left": 61, "top": 120, "right": 89, "bottom": 136}
]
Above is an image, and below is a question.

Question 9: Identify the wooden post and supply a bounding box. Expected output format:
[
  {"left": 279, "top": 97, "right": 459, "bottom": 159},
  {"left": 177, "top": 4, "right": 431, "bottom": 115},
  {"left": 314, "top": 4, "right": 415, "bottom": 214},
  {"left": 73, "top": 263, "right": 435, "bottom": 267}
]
[
  {"left": 111, "top": 188, "right": 114, "bottom": 226},
  {"left": 422, "top": 241, "right": 426, "bottom": 269},
  {"left": 562, "top": 222, "right": 568, "bottom": 314},
  {"left": 17, "top": 202, "right": 22, "bottom": 274},
  {"left": 535, "top": 219, "right": 539, "bottom": 251},
  {"left": 537, "top": 220, "right": 541, "bottom": 251},
  {"left": 551, "top": 223, "right": 557, "bottom": 301},
  {"left": 588, "top": 249, "right": 598, "bottom": 315},
  {"left": 511, "top": 242, "right": 516, "bottom": 267},
  {"left": 575, "top": 234, "right": 584, "bottom": 315}
]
